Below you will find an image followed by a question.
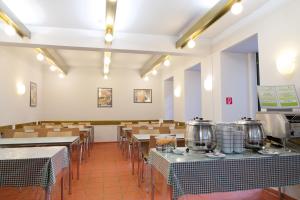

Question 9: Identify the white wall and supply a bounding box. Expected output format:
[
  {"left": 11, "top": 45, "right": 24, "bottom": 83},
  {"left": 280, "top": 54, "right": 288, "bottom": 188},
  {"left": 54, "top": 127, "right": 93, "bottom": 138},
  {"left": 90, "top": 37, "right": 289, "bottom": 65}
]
[
  {"left": 41, "top": 67, "right": 162, "bottom": 120},
  {"left": 220, "top": 52, "right": 251, "bottom": 121},
  {"left": 184, "top": 67, "right": 201, "bottom": 121},
  {"left": 0, "top": 46, "right": 43, "bottom": 126}
]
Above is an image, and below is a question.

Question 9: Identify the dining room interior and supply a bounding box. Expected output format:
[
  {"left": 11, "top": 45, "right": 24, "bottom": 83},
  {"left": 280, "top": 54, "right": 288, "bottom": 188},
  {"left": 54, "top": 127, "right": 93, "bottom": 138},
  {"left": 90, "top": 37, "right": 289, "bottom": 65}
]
[{"left": 1, "top": 0, "right": 300, "bottom": 200}]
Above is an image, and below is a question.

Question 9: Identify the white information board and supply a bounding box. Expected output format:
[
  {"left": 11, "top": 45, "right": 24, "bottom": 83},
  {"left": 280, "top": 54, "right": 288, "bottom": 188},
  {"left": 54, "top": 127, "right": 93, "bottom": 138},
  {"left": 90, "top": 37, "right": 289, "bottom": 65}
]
[{"left": 257, "top": 85, "right": 300, "bottom": 109}]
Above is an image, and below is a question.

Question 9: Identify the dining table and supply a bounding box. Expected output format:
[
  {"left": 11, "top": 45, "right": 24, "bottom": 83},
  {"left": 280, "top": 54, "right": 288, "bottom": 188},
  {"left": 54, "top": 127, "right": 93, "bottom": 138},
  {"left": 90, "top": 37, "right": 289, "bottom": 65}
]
[
  {"left": 0, "top": 136, "right": 80, "bottom": 194},
  {"left": 0, "top": 146, "right": 68, "bottom": 200},
  {"left": 149, "top": 147, "right": 300, "bottom": 200},
  {"left": 131, "top": 133, "right": 185, "bottom": 186}
]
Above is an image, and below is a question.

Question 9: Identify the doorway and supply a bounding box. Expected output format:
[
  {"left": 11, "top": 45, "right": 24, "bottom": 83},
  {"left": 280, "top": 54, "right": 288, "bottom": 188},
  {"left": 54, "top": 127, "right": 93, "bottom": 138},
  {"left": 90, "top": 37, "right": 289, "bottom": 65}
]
[
  {"left": 184, "top": 64, "right": 201, "bottom": 121},
  {"left": 164, "top": 77, "right": 174, "bottom": 120}
]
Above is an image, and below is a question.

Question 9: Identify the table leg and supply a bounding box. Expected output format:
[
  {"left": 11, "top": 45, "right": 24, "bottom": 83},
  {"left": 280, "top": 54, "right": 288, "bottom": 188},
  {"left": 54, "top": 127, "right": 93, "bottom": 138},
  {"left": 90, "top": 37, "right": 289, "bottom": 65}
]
[
  {"left": 68, "top": 145, "right": 73, "bottom": 194},
  {"left": 45, "top": 186, "right": 51, "bottom": 200},
  {"left": 151, "top": 165, "right": 155, "bottom": 200},
  {"left": 77, "top": 141, "right": 80, "bottom": 180},
  {"left": 61, "top": 175, "right": 64, "bottom": 200},
  {"left": 132, "top": 140, "right": 135, "bottom": 175},
  {"left": 278, "top": 187, "right": 283, "bottom": 200},
  {"left": 137, "top": 142, "right": 140, "bottom": 179}
]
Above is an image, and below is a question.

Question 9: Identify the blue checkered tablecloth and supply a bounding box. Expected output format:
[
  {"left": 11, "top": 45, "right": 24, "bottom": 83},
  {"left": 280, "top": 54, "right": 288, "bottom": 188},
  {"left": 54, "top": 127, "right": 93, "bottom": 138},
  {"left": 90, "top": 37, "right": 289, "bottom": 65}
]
[
  {"left": 0, "top": 146, "right": 69, "bottom": 188},
  {"left": 149, "top": 148, "right": 300, "bottom": 200}
]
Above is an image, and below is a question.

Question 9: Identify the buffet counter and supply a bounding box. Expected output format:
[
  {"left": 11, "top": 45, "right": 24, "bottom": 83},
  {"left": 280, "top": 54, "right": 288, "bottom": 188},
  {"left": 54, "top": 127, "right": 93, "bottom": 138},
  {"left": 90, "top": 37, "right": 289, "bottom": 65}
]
[{"left": 149, "top": 148, "right": 300, "bottom": 200}]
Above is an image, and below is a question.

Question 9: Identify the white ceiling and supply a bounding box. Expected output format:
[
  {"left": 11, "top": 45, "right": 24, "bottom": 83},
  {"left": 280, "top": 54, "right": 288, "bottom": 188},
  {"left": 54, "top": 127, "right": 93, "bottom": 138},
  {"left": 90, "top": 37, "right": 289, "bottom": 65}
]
[
  {"left": 2, "top": 0, "right": 270, "bottom": 71},
  {"left": 3, "top": 0, "right": 221, "bottom": 36}
]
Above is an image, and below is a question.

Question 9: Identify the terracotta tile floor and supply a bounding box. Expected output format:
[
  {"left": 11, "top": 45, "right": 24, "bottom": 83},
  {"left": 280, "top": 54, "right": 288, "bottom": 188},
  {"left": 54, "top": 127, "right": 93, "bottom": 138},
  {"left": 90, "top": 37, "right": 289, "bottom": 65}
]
[{"left": 0, "top": 143, "right": 282, "bottom": 200}]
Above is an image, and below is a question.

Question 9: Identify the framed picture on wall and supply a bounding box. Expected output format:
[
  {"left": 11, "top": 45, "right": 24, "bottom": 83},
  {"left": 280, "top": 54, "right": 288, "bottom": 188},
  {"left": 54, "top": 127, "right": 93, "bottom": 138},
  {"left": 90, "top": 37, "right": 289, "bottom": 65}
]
[
  {"left": 30, "top": 82, "right": 37, "bottom": 107},
  {"left": 98, "top": 88, "right": 112, "bottom": 107},
  {"left": 134, "top": 89, "right": 152, "bottom": 103}
]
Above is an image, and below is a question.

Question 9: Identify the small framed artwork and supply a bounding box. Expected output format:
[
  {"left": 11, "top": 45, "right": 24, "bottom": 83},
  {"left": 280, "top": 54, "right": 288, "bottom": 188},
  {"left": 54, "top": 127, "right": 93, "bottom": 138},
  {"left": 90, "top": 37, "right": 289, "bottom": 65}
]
[
  {"left": 134, "top": 89, "right": 152, "bottom": 103},
  {"left": 30, "top": 82, "right": 37, "bottom": 107},
  {"left": 98, "top": 88, "right": 112, "bottom": 107}
]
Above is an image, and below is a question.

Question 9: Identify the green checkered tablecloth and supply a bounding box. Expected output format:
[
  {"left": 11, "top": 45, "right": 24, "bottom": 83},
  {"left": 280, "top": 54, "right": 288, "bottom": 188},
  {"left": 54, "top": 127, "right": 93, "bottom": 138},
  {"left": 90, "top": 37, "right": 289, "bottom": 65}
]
[
  {"left": 150, "top": 148, "right": 300, "bottom": 200},
  {"left": 0, "top": 146, "right": 69, "bottom": 188}
]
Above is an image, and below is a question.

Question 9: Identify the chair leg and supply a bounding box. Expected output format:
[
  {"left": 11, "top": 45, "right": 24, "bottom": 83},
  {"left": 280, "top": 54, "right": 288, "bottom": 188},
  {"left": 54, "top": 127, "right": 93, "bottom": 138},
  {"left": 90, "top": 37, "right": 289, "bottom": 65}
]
[
  {"left": 79, "top": 144, "right": 83, "bottom": 164},
  {"left": 145, "top": 162, "right": 150, "bottom": 193}
]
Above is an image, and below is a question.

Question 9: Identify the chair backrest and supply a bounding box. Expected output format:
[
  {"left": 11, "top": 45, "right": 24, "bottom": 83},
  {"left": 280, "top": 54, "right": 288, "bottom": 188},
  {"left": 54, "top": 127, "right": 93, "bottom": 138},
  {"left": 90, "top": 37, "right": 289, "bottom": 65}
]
[
  {"left": 45, "top": 125, "right": 62, "bottom": 129},
  {"left": 132, "top": 126, "right": 140, "bottom": 135},
  {"left": 138, "top": 121, "right": 149, "bottom": 125},
  {"left": 78, "top": 122, "right": 91, "bottom": 126},
  {"left": 23, "top": 125, "right": 42, "bottom": 132},
  {"left": 170, "top": 129, "right": 186, "bottom": 134},
  {"left": 161, "top": 123, "right": 175, "bottom": 128},
  {"left": 47, "top": 131, "right": 73, "bottom": 137},
  {"left": 45, "top": 128, "right": 79, "bottom": 137},
  {"left": 1, "top": 129, "right": 14, "bottom": 138},
  {"left": 139, "top": 129, "right": 159, "bottom": 135},
  {"left": 149, "top": 135, "right": 156, "bottom": 149},
  {"left": 13, "top": 131, "right": 39, "bottom": 138},
  {"left": 120, "top": 122, "right": 132, "bottom": 126},
  {"left": 61, "top": 122, "right": 74, "bottom": 127},
  {"left": 67, "top": 124, "right": 85, "bottom": 129},
  {"left": 41, "top": 122, "right": 55, "bottom": 126},
  {"left": 159, "top": 127, "right": 170, "bottom": 134}
]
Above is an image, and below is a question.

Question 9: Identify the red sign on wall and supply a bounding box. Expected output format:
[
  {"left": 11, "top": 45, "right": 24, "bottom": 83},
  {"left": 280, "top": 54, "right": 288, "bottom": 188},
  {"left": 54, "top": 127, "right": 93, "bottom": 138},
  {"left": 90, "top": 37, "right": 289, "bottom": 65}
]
[{"left": 226, "top": 97, "right": 233, "bottom": 105}]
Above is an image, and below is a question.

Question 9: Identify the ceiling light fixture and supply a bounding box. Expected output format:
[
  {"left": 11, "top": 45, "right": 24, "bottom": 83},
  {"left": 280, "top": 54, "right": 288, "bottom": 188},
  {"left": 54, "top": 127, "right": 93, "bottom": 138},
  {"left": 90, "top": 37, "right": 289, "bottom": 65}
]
[
  {"left": 36, "top": 53, "right": 44, "bottom": 61},
  {"left": 176, "top": 0, "right": 239, "bottom": 49},
  {"left": 104, "top": 0, "right": 117, "bottom": 45},
  {"left": 141, "top": 55, "right": 169, "bottom": 79},
  {"left": 104, "top": 74, "right": 109, "bottom": 80},
  {"left": 143, "top": 76, "right": 149, "bottom": 81},
  {"left": 104, "top": 56, "right": 111, "bottom": 65},
  {"left": 103, "top": 65, "right": 110, "bottom": 74},
  {"left": 231, "top": 1, "right": 243, "bottom": 15},
  {"left": 0, "top": 1, "right": 31, "bottom": 38},
  {"left": 35, "top": 48, "right": 69, "bottom": 76},
  {"left": 152, "top": 69, "right": 158, "bottom": 76},
  {"left": 58, "top": 73, "right": 65, "bottom": 79},
  {"left": 163, "top": 57, "right": 171, "bottom": 67},
  {"left": 187, "top": 39, "right": 196, "bottom": 49},
  {"left": 104, "top": 31, "right": 114, "bottom": 43},
  {"left": 49, "top": 65, "right": 57, "bottom": 72}
]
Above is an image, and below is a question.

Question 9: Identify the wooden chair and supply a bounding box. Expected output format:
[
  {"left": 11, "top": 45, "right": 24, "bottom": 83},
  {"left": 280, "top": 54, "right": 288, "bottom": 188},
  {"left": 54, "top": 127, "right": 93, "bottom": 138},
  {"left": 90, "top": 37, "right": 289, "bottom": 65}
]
[
  {"left": 45, "top": 124, "right": 62, "bottom": 129},
  {"left": 78, "top": 122, "right": 91, "bottom": 126},
  {"left": 13, "top": 131, "right": 39, "bottom": 138},
  {"left": 60, "top": 122, "right": 73, "bottom": 128},
  {"left": 138, "top": 121, "right": 149, "bottom": 126},
  {"left": 45, "top": 128, "right": 85, "bottom": 163},
  {"left": 161, "top": 123, "right": 174, "bottom": 127},
  {"left": 140, "top": 135, "right": 156, "bottom": 189},
  {"left": 23, "top": 125, "right": 42, "bottom": 132},
  {"left": 159, "top": 127, "right": 170, "bottom": 134},
  {"left": 139, "top": 129, "right": 159, "bottom": 135},
  {"left": 170, "top": 128, "right": 186, "bottom": 134}
]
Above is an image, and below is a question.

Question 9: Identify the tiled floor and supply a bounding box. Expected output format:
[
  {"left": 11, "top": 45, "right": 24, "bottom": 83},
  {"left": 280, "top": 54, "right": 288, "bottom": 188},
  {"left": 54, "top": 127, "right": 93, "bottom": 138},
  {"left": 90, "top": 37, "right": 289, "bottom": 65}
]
[{"left": 0, "top": 143, "right": 283, "bottom": 200}]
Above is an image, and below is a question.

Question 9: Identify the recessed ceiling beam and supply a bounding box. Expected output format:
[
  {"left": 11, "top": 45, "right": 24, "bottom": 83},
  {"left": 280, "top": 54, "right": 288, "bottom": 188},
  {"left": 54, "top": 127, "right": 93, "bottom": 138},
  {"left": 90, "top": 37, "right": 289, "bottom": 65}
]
[
  {"left": 140, "top": 55, "right": 169, "bottom": 78},
  {"left": 36, "top": 48, "right": 69, "bottom": 74},
  {"left": 0, "top": 0, "right": 31, "bottom": 38},
  {"left": 176, "top": 0, "right": 239, "bottom": 49}
]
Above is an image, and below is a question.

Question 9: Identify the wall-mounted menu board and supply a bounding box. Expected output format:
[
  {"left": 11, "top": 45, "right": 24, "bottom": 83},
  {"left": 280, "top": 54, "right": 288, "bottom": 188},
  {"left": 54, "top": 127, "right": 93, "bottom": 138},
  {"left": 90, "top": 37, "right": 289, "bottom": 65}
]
[{"left": 257, "top": 85, "right": 300, "bottom": 108}]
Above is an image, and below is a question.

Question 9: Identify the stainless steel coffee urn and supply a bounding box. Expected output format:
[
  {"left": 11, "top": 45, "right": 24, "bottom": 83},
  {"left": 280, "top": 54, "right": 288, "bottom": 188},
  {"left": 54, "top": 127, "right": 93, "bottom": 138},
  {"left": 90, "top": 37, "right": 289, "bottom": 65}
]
[
  {"left": 185, "top": 117, "right": 217, "bottom": 152},
  {"left": 237, "top": 117, "right": 266, "bottom": 150}
]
